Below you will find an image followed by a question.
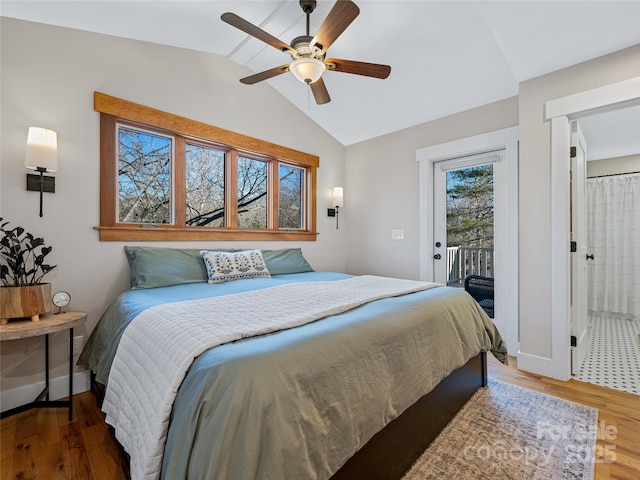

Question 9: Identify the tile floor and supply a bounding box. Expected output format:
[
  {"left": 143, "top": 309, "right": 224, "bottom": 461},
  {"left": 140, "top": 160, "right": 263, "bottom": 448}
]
[{"left": 576, "top": 314, "right": 640, "bottom": 395}]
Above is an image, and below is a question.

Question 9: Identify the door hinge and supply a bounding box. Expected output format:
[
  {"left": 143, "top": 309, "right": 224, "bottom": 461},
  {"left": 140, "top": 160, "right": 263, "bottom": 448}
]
[
  {"left": 570, "top": 241, "right": 577, "bottom": 252},
  {"left": 570, "top": 146, "right": 577, "bottom": 158},
  {"left": 570, "top": 335, "right": 577, "bottom": 347}
]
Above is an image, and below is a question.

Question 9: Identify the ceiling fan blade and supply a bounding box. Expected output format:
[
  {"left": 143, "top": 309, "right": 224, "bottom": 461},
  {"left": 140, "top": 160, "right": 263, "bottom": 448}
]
[
  {"left": 310, "top": 0, "right": 360, "bottom": 54},
  {"left": 310, "top": 77, "right": 331, "bottom": 105},
  {"left": 221, "top": 12, "right": 295, "bottom": 54},
  {"left": 325, "top": 58, "right": 391, "bottom": 79},
  {"left": 240, "top": 65, "right": 290, "bottom": 85}
]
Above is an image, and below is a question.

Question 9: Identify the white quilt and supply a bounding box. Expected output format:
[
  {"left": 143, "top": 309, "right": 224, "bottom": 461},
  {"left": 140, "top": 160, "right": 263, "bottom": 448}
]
[{"left": 102, "top": 275, "right": 438, "bottom": 480}]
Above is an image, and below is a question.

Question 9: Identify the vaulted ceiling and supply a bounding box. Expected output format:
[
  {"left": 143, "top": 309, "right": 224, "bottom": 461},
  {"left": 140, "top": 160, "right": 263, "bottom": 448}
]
[{"left": 2, "top": 0, "right": 640, "bottom": 151}]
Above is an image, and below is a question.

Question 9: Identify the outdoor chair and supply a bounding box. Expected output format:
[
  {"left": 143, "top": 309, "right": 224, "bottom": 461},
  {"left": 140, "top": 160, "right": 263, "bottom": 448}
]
[{"left": 464, "top": 275, "right": 494, "bottom": 318}]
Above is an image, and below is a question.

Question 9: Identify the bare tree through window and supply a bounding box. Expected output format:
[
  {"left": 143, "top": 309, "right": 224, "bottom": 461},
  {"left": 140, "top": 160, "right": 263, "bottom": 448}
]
[
  {"left": 118, "top": 127, "right": 172, "bottom": 224},
  {"left": 117, "top": 126, "right": 305, "bottom": 230},
  {"left": 185, "top": 144, "right": 225, "bottom": 227},
  {"left": 113, "top": 119, "right": 309, "bottom": 233},
  {"left": 237, "top": 156, "right": 268, "bottom": 229},
  {"left": 279, "top": 164, "right": 304, "bottom": 229}
]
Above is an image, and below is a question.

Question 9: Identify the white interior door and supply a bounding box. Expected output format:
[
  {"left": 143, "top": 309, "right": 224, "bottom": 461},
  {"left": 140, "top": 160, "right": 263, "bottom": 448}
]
[{"left": 570, "top": 121, "right": 589, "bottom": 375}]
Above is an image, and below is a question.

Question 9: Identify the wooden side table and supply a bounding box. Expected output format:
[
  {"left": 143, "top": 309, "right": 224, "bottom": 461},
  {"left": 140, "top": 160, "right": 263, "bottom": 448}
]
[{"left": 0, "top": 311, "right": 87, "bottom": 421}]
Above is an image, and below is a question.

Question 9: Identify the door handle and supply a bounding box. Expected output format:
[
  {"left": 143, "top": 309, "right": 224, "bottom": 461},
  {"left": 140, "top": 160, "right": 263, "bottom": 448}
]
[
  {"left": 433, "top": 254, "right": 442, "bottom": 260},
  {"left": 586, "top": 254, "right": 594, "bottom": 260}
]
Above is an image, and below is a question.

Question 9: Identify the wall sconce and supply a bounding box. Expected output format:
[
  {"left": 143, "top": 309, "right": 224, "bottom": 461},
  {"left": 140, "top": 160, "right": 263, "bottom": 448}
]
[
  {"left": 25, "top": 127, "right": 58, "bottom": 217},
  {"left": 327, "top": 186, "right": 344, "bottom": 229}
]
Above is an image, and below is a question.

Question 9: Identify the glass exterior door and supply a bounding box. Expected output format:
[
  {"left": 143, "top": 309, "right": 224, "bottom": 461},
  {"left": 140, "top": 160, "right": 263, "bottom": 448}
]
[{"left": 433, "top": 156, "right": 496, "bottom": 292}]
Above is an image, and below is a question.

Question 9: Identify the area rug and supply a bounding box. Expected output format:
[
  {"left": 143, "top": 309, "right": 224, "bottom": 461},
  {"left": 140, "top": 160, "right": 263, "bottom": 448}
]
[{"left": 402, "top": 379, "right": 598, "bottom": 480}]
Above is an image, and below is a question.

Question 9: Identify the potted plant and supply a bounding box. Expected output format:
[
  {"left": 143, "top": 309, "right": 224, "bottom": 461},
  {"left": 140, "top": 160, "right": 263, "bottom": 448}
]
[{"left": 0, "top": 218, "right": 57, "bottom": 324}]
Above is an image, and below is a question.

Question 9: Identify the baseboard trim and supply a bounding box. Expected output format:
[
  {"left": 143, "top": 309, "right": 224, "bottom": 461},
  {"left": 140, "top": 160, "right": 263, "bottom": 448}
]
[{"left": 0, "top": 370, "right": 90, "bottom": 414}]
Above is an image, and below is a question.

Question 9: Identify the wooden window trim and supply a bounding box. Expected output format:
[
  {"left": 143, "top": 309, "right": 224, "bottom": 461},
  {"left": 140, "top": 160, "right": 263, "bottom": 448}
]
[{"left": 94, "top": 92, "right": 318, "bottom": 241}]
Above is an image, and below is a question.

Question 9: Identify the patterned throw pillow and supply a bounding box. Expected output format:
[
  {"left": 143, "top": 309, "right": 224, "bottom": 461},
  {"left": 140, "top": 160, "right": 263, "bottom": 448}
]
[{"left": 200, "top": 249, "right": 271, "bottom": 283}]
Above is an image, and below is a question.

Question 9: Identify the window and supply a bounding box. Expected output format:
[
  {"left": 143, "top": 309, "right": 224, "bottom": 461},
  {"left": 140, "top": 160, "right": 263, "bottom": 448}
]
[
  {"left": 185, "top": 143, "right": 225, "bottom": 227},
  {"left": 95, "top": 92, "right": 318, "bottom": 241},
  {"left": 279, "top": 164, "right": 305, "bottom": 229},
  {"left": 118, "top": 126, "right": 173, "bottom": 224},
  {"left": 237, "top": 156, "right": 268, "bottom": 229}
]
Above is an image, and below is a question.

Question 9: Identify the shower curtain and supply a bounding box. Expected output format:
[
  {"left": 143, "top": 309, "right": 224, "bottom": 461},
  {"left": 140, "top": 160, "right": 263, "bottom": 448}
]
[{"left": 587, "top": 173, "right": 640, "bottom": 317}]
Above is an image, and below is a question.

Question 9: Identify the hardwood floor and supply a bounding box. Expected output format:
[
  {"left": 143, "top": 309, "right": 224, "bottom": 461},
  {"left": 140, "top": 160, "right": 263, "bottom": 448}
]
[
  {"left": 1, "top": 356, "right": 638, "bottom": 479},
  {"left": 1, "top": 393, "right": 127, "bottom": 480}
]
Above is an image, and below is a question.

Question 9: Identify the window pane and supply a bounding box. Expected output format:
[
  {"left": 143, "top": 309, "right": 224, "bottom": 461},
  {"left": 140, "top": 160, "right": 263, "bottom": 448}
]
[
  {"left": 185, "top": 144, "right": 225, "bottom": 227},
  {"left": 237, "top": 156, "right": 268, "bottom": 229},
  {"left": 446, "top": 164, "right": 494, "bottom": 286},
  {"left": 118, "top": 126, "right": 172, "bottom": 224},
  {"left": 279, "top": 164, "right": 304, "bottom": 229}
]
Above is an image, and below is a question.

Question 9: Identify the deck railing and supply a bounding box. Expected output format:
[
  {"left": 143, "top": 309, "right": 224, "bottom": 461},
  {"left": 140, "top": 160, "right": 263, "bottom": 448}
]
[{"left": 446, "top": 246, "right": 494, "bottom": 285}]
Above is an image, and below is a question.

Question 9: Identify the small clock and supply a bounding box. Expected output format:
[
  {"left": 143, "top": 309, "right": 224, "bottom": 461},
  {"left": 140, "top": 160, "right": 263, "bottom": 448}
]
[{"left": 52, "top": 291, "right": 71, "bottom": 313}]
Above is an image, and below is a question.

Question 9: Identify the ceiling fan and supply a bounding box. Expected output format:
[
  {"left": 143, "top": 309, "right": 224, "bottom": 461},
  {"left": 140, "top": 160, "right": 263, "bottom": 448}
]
[{"left": 221, "top": 0, "right": 391, "bottom": 105}]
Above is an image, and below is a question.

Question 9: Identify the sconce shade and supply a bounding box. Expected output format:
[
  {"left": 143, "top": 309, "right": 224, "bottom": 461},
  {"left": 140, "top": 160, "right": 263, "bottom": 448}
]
[
  {"left": 332, "top": 187, "right": 344, "bottom": 208},
  {"left": 25, "top": 127, "right": 58, "bottom": 172},
  {"left": 290, "top": 57, "right": 325, "bottom": 84}
]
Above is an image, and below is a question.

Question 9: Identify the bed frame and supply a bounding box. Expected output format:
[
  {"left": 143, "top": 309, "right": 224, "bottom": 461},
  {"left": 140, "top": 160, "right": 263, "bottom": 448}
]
[
  {"left": 92, "top": 351, "right": 487, "bottom": 480},
  {"left": 332, "top": 351, "right": 487, "bottom": 479}
]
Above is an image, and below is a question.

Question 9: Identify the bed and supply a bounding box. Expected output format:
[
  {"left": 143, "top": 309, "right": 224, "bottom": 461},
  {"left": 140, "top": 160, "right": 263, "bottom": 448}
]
[{"left": 79, "top": 247, "right": 507, "bottom": 480}]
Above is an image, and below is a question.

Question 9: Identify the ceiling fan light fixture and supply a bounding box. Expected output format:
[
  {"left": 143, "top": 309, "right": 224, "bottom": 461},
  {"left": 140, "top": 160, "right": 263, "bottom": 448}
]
[{"left": 290, "top": 57, "right": 325, "bottom": 84}]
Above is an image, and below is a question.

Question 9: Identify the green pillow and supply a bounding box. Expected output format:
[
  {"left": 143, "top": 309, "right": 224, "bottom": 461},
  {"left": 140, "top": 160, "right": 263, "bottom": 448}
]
[
  {"left": 124, "top": 246, "right": 314, "bottom": 289},
  {"left": 125, "top": 246, "right": 211, "bottom": 289},
  {"left": 261, "top": 248, "right": 314, "bottom": 275}
]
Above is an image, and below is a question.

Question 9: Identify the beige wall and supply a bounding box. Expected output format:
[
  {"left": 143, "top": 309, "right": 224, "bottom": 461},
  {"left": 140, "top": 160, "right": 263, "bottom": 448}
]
[
  {"left": 0, "top": 18, "right": 346, "bottom": 401},
  {"left": 587, "top": 154, "right": 640, "bottom": 177},
  {"left": 518, "top": 45, "right": 640, "bottom": 365},
  {"left": 343, "top": 97, "right": 519, "bottom": 279}
]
